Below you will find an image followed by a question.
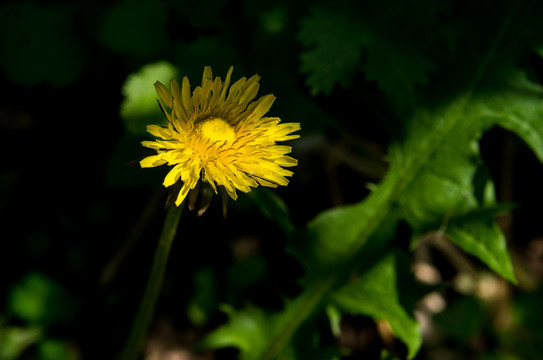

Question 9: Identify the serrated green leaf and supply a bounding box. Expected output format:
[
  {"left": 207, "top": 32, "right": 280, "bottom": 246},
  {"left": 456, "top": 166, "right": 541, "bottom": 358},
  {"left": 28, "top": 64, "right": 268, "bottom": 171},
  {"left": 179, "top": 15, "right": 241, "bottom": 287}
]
[
  {"left": 120, "top": 61, "right": 178, "bottom": 136},
  {"left": 363, "top": 32, "right": 435, "bottom": 106},
  {"left": 471, "top": 70, "right": 543, "bottom": 162},
  {"left": 393, "top": 71, "right": 543, "bottom": 284},
  {"left": 207, "top": 4, "right": 543, "bottom": 359},
  {"left": 298, "top": 5, "right": 367, "bottom": 95},
  {"left": 298, "top": 2, "right": 439, "bottom": 99},
  {"left": 332, "top": 253, "right": 421, "bottom": 359}
]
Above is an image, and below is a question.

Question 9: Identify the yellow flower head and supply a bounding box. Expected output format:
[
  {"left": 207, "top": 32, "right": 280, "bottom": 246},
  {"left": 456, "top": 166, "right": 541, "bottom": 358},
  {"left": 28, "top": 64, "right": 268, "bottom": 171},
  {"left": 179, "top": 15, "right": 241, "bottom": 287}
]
[{"left": 140, "top": 66, "right": 300, "bottom": 214}]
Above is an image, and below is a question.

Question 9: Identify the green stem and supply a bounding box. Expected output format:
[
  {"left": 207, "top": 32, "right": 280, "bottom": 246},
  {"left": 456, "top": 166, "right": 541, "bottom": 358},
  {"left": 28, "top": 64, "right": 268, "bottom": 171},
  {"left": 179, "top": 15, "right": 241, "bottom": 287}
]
[{"left": 121, "top": 202, "right": 184, "bottom": 360}]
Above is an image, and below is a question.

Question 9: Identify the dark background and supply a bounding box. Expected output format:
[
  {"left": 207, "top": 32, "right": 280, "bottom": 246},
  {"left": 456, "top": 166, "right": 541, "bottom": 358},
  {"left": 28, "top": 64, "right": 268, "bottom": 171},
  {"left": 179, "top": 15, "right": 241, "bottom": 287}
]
[{"left": 3, "top": 0, "right": 543, "bottom": 359}]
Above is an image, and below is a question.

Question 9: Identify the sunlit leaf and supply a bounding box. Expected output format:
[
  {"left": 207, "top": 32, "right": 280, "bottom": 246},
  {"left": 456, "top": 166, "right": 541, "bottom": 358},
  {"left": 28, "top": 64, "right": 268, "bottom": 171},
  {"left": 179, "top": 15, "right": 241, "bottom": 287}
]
[{"left": 120, "top": 61, "right": 178, "bottom": 136}]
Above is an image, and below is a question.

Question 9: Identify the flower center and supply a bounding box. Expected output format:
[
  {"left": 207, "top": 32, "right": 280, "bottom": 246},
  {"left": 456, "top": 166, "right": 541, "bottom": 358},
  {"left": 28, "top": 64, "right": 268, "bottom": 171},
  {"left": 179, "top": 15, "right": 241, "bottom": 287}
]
[{"left": 199, "top": 118, "right": 235, "bottom": 143}]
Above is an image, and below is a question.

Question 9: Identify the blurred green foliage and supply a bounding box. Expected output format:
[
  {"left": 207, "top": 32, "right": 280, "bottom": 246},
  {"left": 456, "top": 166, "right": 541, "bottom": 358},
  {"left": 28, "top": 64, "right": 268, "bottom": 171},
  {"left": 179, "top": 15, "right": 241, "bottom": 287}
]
[
  {"left": 37, "top": 339, "right": 78, "bottom": 360},
  {"left": 8, "top": 273, "right": 78, "bottom": 326},
  {"left": 0, "top": 2, "right": 86, "bottom": 87},
  {"left": 120, "top": 61, "right": 178, "bottom": 136},
  {"left": 0, "top": 324, "right": 41, "bottom": 360},
  {"left": 99, "top": 0, "right": 169, "bottom": 57}
]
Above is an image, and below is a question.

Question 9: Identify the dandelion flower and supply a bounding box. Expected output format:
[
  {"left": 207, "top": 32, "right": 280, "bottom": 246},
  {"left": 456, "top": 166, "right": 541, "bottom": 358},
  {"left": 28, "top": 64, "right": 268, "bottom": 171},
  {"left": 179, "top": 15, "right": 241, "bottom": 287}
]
[{"left": 140, "top": 66, "right": 300, "bottom": 214}]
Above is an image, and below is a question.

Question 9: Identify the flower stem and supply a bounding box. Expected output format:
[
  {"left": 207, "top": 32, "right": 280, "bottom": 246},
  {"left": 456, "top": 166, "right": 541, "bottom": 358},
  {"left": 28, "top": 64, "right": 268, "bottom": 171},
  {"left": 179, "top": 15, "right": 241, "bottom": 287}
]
[{"left": 121, "top": 202, "right": 184, "bottom": 360}]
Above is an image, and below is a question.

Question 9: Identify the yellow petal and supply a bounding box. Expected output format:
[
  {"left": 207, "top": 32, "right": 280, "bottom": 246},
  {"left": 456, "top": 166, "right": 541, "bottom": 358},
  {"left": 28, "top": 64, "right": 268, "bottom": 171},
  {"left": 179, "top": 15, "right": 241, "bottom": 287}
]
[
  {"left": 146, "top": 124, "right": 171, "bottom": 139},
  {"left": 170, "top": 79, "right": 189, "bottom": 122},
  {"left": 210, "top": 77, "right": 222, "bottom": 106},
  {"left": 239, "top": 82, "right": 260, "bottom": 105},
  {"left": 226, "top": 77, "right": 246, "bottom": 103},
  {"left": 219, "top": 66, "right": 234, "bottom": 102},
  {"left": 269, "top": 123, "right": 301, "bottom": 138},
  {"left": 192, "top": 86, "right": 203, "bottom": 110},
  {"left": 202, "top": 66, "right": 213, "bottom": 85},
  {"left": 163, "top": 164, "right": 183, "bottom": 187},
  {"left": 157, "top": 100, "right": 172, "bottom": 123},
  {"left": 141, "top": 141, "right": 162, "bottom": 149},
  {"left": 274, "top": 155, "right": 298, "bottom": 167},
  {"left": 254, "top": 177, "right": 280, "bottom": 187},
  {"left": 224, "top": 185, "right": 238, "bottom": 200},
  {"left": 154, "top": 81, "right": 172, "bottom": 108},
  {"left": 181, "top": 76, "right": 193, "bottom": 114},
  {"left": 140, "top": 154, "right": 166, "bottom": 168},
  {"left": 250, "top": 94, "right": 275, "bottom": 120},
  {"left": 175, "top": 181, "right": 191, "bottom": 206}
]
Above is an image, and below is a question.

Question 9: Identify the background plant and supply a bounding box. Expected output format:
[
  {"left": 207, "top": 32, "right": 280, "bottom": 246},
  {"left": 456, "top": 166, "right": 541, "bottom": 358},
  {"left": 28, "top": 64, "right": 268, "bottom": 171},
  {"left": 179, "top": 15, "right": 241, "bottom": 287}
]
[{"left": 3, "top": 0, "right": 543, "bottom": 359}]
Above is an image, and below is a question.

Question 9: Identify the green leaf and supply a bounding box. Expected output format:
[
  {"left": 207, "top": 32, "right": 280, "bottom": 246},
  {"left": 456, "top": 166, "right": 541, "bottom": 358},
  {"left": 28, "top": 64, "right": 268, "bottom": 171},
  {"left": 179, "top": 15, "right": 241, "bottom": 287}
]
[
  {"left": 392, "top": 72, "right": 543, "bottom": 284},
  {"left": 120, "top": 61, "right": 178, "bottom": 136},
  {"left": 202, "top": 304, "right": 341, "bottom": 360},
  {"left": 200, "top": 305, "right": 272, "bottom": 359},
  {"left": 446, "top": 207, "right": 516, "bottom": 282},
  {"left": 363, "top": 31, "right": 435, "bottom": 106},
  {"left": 298, "top": 1, "right": 439, "bottom": 99},
  {"left": 332, "top": 253, "right": 421, "bottom": 359},
  {"left": 207, "top": 4, "right": 542, "bottom": 359},
  {"left": 471, "top": 70, "right": 543, "bottom": 162},
  {"left": 298, "top": 5, "right": 367, "bottom": 95}
]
